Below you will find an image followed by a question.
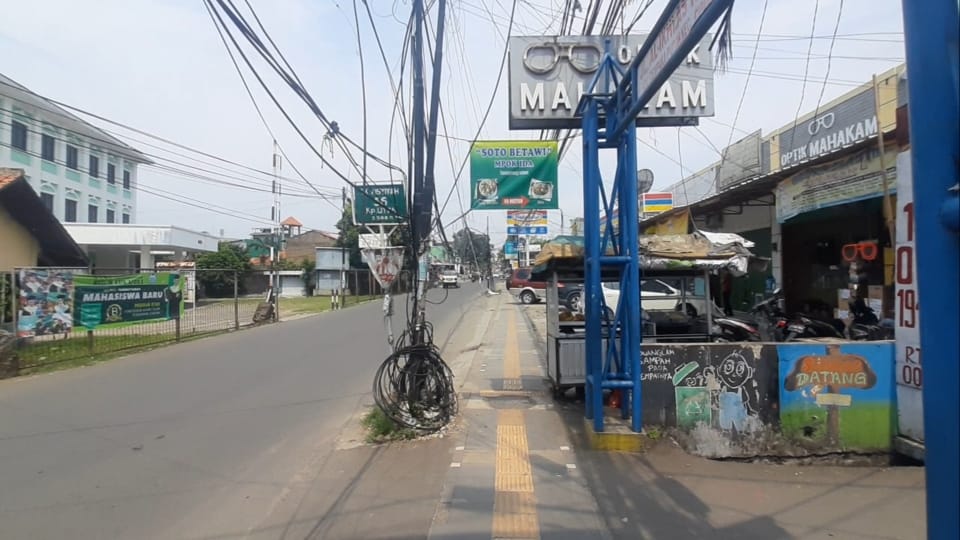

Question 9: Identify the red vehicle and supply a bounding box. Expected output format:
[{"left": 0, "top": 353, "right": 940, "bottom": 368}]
[{"left": 506, "top": 267, "right": 574, "bottom": 305}]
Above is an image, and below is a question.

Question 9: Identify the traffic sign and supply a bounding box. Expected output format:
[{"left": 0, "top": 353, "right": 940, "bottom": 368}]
[
  {"left": 353, "top": 183, "right": 407, "bottom": 225},
  {"left": 507, "top": 226, "right": 548, "bottom": 235}
]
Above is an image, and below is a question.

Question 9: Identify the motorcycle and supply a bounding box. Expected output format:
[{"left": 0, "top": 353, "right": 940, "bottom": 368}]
[
  {"left": 846, "top": 298, "right": 894, "bottom": 340},
  {"left": 708, "top": 290, "right": 787, "bottom": 342}
]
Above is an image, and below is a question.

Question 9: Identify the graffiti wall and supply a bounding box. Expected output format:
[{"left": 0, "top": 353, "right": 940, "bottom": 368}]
[
  {"left": 639, "top": 342, "right": 896, "bottom": 457},
  {"left": 778, "top": 342, "right": 896, "bottom": 452}
]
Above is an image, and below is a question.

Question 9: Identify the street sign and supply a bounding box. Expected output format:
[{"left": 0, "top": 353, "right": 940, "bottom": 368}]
[
  {"left": 507, "top": 226, "right": 548, "bottom": 235},
  {"left": 470, "top": 141, "right": 558, "bottom": 210},
  {"left": 359, "top": 233, "right": 390, "bottom": 249},
  {"left": 507, "top": 209, "right": 548, "bottom": 226},
  {"left": 504, "top": 242, "right": 517, "bottom": 255},
  {"left": 353, "top": 183, "right": 407, "bottom": 225}
]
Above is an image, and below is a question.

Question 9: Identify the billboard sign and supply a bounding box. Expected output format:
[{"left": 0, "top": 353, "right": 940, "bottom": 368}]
[
  {"left": 16, "top": 268, "right": 82, "bottom": 338},
  {"left": 508, "top": 33, "right": 715, "bottom": 129},
  {"left": 74, "top": 273, "right": 184, "bottom": 330},
  {"left": 778, "top": 88, "right": 878, "bottom": 170},
  {"left": 470, "top": 141, "right": 558, "bottom": 210},
  {"left": 361, "top": 247, "right": 405, "bottom": 289},
  {"left": 717, "top": 130, "right": 762, "bottom": 191},
  {"left": 642, "top": 192, "right": 674, "bottom": 213},
  {"left": 507, "top": 226, "right": 548, "bottom": 235},
  {"left": 507, "top": 209, "right": 548, "bottom": 226},
  {"left": 353, "top": 183, "right": 408, "bottom": 225}
]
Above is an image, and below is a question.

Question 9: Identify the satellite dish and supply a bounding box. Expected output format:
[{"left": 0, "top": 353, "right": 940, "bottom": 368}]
[{"left": 637, "top": 169, "right": 654, "bottom": 194}]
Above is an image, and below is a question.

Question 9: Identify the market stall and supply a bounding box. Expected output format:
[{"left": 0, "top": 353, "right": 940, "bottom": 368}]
[{"left": 532, "top": 231, "right": 767, "bottom": 395}]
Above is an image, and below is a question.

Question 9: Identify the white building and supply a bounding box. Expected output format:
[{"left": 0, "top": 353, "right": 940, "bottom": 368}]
[{"left": 0, "top": 73, "right": 150, "bottom": 225}]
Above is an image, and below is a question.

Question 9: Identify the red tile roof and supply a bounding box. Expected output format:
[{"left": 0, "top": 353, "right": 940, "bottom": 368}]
[
  {"left": 281, "top": 216, "right": 304, "bottom": 227},
  {"left": 0, "top": 168, "right": 25, "bottom": 190}
]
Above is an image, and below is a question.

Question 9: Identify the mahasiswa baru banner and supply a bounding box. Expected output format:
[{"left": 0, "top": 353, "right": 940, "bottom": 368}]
[
  {"left": 73, "top": 272, "right": 184, "bottom": 330},
  {"left": 362, "top": 247, "right": 405, "bottom": 290}
]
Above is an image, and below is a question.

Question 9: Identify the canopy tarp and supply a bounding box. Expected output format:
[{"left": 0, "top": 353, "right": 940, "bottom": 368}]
[{"left": 531, "top": 231, "right": 766, "bottom": 279}]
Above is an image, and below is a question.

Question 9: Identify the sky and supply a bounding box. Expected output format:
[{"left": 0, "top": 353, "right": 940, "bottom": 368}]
[{"left": 0, "top": 0, "right": 906, "bottom": 245}]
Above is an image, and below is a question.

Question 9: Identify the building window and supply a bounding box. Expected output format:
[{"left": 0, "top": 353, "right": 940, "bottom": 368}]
[
  {"left": 66, "top": 145, "right": 79, "bottom": 169},
  {"left": 122, "top": 213, "right": 130, "bottom": 224},
  {"left": 123, "top": 170, "right": 131, "bottom": 190},
  {"left": 41, "top": 134, "right": 56, "bottom": 161},
  {"left": 65, "top": 200, "right": 78, "bottom": 222},
  {"left": 107, "top": 163, "right": 116, "bottom": 184},
  {"left": 11, "top": 121, "right": 27, "bottom": 151},
  {"left": 88, "top": 204, "right": 98, "bottom": 223},
  {"left": 106, "top": 209, "right": 115, "bottom": 223},
  {"left": 89, "top": 155, "right": 100, "bottom": 178},
  {"left": 41, "top": 192, "right": 54, "bottom": 211}
]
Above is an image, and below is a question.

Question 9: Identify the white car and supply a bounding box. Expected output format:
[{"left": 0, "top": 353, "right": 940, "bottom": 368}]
[{"left": 600, "top": 279, "right": 716, "bottom": 317}]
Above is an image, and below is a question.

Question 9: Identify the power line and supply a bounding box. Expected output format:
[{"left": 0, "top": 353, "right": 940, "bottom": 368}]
[
  {"left": 803, "top": 0, "right": 845, "bottom": 151},
  {"left": 789, "top": 0, "right": 822, "bottom": 139}
]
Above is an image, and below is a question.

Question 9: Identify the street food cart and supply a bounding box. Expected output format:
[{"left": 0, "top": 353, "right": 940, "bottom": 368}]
[{"left": 532, "top": 231, "right": 766, "bottom": 395}]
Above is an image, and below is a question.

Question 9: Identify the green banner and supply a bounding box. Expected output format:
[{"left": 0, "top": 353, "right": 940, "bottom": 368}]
[
  {"left": 73, "top": 273, "right": 184, "bottom": 330},
  {"left": 470, "top": 141, "right": 558, "bottom": 210}
]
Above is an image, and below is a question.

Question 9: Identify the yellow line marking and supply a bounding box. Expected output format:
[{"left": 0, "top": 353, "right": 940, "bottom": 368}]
[{"left": 493, "top": 410, "right": 539, "bottom": 538}]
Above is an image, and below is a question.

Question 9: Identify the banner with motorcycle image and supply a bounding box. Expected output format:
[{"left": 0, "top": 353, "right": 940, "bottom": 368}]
[
  {"left": 74, "top": 273, "right": 185, "bottom": 330},
  {"left": 361, "top": 247, "right": 405, "bottom": 290}
]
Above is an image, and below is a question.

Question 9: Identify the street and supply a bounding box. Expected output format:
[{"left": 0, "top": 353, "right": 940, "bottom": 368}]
[{"left": 0, "top": 285, "right": 482, "bottom": 539}]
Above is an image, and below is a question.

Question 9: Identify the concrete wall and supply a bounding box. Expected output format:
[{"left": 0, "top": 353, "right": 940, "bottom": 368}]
[
  {"left": 640, "top": 342, "right": 896, "bottom": 458},
  {"left": 0, "top": 205, "right": 39, "bottom": 270}
]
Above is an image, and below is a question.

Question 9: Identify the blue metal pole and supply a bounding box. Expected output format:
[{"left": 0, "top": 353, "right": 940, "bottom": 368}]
[
  {"left": 583, "top": 101, "right": 603, "bottom": 429},
  {"left": 622, "top": 109, "right": 642, "bottom": 433},
  {"left": 900, "top": 1, "right": 959, "bottom": 539}
]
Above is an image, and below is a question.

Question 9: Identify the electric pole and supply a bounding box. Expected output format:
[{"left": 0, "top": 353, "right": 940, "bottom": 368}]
[{"left": 272, "top": 140, "right": 281, "bottom": 320}]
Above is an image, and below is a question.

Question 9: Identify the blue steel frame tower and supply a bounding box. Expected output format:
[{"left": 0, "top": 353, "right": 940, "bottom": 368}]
[{"left": 574, "top": 0, "right": 734, "bottom": 433}]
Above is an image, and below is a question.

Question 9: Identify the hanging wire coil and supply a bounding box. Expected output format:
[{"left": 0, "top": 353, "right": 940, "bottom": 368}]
[{"left": 372, "top": 322, "right": 458, "bottom": 432}]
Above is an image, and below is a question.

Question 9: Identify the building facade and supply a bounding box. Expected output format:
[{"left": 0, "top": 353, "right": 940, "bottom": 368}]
[{"left": 0, "top": 73, "right": 150, "bottom": 225}]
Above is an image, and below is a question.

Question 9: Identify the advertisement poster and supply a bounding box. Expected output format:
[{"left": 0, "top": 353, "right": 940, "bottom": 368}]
[
  {"left": 775, "top": 145, "right": 897, "bottom": 223},
  {"left": 361, "top": 247, "right": 405, "bottom": 290},
  {"left": 470, "top": 141, "right": 558, "bottom": 210},
  {"left": 74, "top": 273, "right": 184, "bottom": 330},
  {"left": 894, "top": 151, "right": 923, "bottom": 442},
  {"left": 16, "top": 268, "right": 82, "bottom": 338}
]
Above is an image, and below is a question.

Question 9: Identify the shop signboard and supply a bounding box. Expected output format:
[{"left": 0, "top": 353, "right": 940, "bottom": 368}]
[
  {"left": 353, "top": 183, "right": 407, "bottom": 225},
  {"left": 73, "top": 273, "right": 184, "bottom": 330},
  {"left": 507, "top": 33, "right": 715, "bottom": 129},
  {"left": 668, "top": 164, "right": 717, "bottom": 206},
  {"left": 470, "top": 141, "right": 558, "bottom": 210},
  {"left": 778, "top": 88, "right": 878, "bottom": 170},
  {"left": 893, "top": 151, "right": 923, "bottom": 442},
  {"left": 774, "top": 145, "right": 897, "bottom": 223},
  {"left": 507, "top": 226, "right": 548, "bottom": 235},
  {"left": 642, "top": 192, "right": 674, "bottom": 213},
  {"left": 16, "top": 268, "right": 83, "bottom": 338},
  {"left": 716, "top": 130, "right": 762, "bottom": 191},
  {"left": 507, "top": 210, "right": 548, "bottom": 226}
]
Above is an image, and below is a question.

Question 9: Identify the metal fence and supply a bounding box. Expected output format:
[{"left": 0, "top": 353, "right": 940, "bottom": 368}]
[{"left": 3, "top": 268, "right": 269, "bottom": 376}]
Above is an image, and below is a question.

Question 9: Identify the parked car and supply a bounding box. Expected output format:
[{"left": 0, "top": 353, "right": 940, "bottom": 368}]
[
  {"left": 505, "top": 268, "right": 578, "bottom": 305},
  {"left": 565, "top": 279, "right": 717, "bottom": 316},
  {"left": 440, "top": 270, "right": 459, "bottom": 288}
]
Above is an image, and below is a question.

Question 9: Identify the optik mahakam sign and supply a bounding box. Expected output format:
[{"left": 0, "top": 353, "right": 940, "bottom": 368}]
[
  {"left": 507, "top": 34, "right": 715, "bottom": 130},
  {"left": 778, "top": 88, "right": 878, "bottom": 170}
]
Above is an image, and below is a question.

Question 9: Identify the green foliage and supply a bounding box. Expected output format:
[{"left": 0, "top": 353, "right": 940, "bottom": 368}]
[
  {"left": 361, "top": 406, "right": 417, "bottom": 443},
  {"left": 336, "top": 206, "right": 363, "bottom": 268},
  {"left": 195, "top": 243, "right": 252, "bottom": 297},
  {"left": 300, "top": 258, "right": 316, "bottom": 295},
  {"left": 452, "top": 228, "right": 491, "bottom": 271}
]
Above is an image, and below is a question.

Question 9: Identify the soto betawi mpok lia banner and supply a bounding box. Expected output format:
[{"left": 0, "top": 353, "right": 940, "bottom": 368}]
[{"left": 73, "top": 272, "right": 184, "bottom": 330}]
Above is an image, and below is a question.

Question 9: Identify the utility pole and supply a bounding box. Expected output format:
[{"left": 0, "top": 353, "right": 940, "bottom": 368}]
[
  {"left": 272, "top": 140, "right": 281, "bottom": 320},
  {"left": 560, "top": 208, "right": 565, "bottom": 235},
  {"left": 341, "top": 186, "right": 347, "bottom": 308},
  {"left": 900, "top": 1, "right": 959, "bottom": 538}
]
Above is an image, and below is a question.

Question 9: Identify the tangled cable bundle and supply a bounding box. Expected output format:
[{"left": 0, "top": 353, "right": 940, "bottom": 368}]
[{"left": 372, "top": 323, "right": 458, "bottom": 432}]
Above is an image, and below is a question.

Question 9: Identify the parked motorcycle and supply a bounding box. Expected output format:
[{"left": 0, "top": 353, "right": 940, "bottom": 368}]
[{"left": 846, "top": 298, "right": 894, "bottom": 340}]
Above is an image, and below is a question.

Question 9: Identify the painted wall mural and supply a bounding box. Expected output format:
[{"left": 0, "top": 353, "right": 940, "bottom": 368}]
[{"left": 778, "top": 343, "right": 896, "bottom": 451}]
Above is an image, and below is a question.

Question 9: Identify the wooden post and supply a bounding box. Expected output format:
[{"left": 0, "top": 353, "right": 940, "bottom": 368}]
[
  {"left": 87, "top": 330, "right": 94, "bottom": 356},
  {"left": 233, "top": 271, "right": 240, "bottom": 330}
]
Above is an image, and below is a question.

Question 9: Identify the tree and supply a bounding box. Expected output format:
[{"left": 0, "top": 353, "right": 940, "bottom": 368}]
[
  {"left": 335, "top": 205, "right": 363, "bottom": 268},
  {"left": 195, "top": 243, "right": 251, "bottom": 297},
  {"left": 300, "top": 258, "right": 316, "bottom": 296},
  {"left": 452, "top": 228, "right": 491, "bottom": 271}
]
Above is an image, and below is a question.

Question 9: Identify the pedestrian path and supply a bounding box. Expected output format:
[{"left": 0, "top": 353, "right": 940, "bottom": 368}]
[{"left": 429, "top": 294, "right": 609, "bottom": 540}]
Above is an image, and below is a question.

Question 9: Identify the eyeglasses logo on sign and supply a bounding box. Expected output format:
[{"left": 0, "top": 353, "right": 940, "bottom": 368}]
[{"left": 807, "top": 112, "right": 836, "bottom": 136}]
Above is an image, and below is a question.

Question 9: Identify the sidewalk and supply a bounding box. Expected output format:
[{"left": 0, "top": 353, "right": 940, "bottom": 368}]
[{"left": 521, "top": 304, "right": 927, "bottom": 540}]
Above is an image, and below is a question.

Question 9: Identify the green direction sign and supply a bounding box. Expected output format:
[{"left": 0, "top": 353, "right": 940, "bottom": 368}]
[
  {"left": 74, "top": 273, "right": 184, "bottom": 330},
  {"left": 470, "top": 140, "right": 558, "bottom": 210},
  {"left": 353, "top": 183, "right": 408, "bottom": 225}
]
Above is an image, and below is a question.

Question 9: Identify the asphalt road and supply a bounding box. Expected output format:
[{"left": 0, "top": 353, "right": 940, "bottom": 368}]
[{"left": 0, "top": 284, "right": 482, "bottom": 540}]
